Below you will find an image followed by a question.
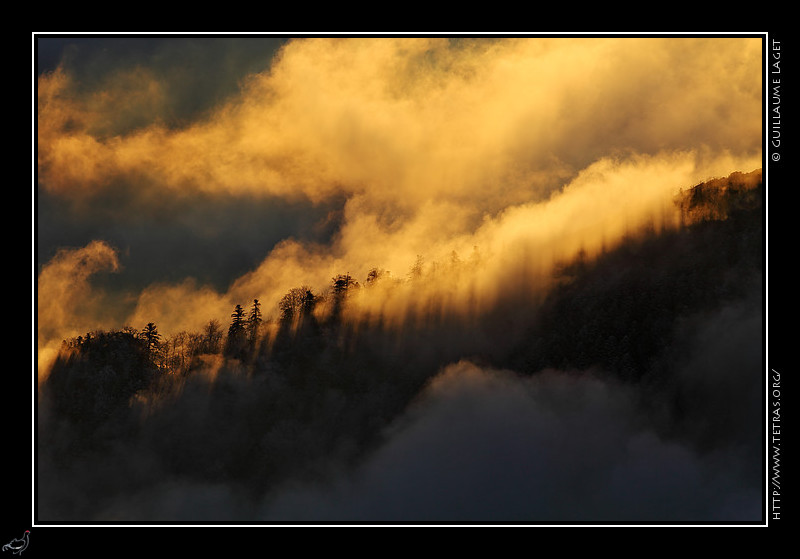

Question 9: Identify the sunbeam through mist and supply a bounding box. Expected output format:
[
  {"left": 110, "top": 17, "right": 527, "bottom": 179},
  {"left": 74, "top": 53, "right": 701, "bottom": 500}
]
[{"left": 35, "top": 35, "right": 765, "bottom": 524}]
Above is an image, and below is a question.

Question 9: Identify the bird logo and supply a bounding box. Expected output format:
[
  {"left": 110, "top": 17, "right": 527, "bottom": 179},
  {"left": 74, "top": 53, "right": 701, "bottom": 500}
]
[{"left": 2, "top": 531, "right": 29, "bottom": 555}]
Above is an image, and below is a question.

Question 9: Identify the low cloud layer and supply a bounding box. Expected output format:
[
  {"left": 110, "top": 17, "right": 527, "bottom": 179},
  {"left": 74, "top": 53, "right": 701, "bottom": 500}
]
[
  {"left": 259, "top": 300, "right": 762, "bottom": 523},
  {"left": 37, "top": 293, "right": 761, "bottom": 523}
]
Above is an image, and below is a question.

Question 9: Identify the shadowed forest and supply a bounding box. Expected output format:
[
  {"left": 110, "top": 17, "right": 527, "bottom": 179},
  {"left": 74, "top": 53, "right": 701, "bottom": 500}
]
[{"left": 37, "top": 169, "right": 763, "bottom": 522}]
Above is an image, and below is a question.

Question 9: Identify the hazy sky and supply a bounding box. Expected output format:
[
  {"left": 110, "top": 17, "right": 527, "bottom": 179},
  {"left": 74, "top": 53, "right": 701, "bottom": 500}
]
[{"left": 35, "top": 35, "right": 763, "bottom": 375}]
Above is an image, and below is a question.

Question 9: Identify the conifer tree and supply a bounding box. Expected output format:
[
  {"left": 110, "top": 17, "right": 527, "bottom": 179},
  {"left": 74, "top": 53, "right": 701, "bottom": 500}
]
[
  {"left": 229, "top": 305, "right": 246, "bottom": 338},
  {"left": 225, "top": 304, "right": 247, "bottom": 358},
  {"left": 142, "top": 322, "right": 161, "bottom": 355},
  {"left": 248, "top": 299, "right": 262, "bottom": 342}
]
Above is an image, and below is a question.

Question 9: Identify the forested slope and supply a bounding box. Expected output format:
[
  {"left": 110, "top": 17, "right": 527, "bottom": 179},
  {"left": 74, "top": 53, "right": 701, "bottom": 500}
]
[{"left": 38, "top": 169, "right": 764, "bottom": 522}]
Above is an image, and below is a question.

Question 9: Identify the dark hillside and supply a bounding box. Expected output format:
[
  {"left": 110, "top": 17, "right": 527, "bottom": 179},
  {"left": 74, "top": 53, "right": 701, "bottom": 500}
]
[{"left": 508, "top": 169, "right": 762, "bottom": 381}]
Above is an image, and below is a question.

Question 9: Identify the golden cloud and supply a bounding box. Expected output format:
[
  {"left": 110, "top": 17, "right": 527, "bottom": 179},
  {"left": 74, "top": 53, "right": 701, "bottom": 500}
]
[
  {"left": 37, "top": 37, "right": 762, "bottom": 206},
  {"left": 36, "top": 37, "right": 763, "bottom": 355},
  {"left": 36, "top": 240, "right": 121, "bottom": 379}
]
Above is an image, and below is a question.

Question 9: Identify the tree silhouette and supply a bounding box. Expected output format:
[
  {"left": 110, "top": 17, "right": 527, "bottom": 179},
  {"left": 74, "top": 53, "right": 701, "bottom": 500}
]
[
  {"left": 301, "top": 289, "right": 317, "bottom": 321},
  {"left": 202, "top": 319, "right": 223, "bottom": 354},
  {"left": 330, "top": 274, "right": 358, "bottom": 322},
  {"left": 365, "top": 268, "right": 389, "bottom": 286},
  {"left": 248, "top": 299, "right": 263, "bottom": 343},
  {"left": 230, "top": 305, "right": 246, "bottom": 334},
  {"left": 142, "top": 322, "right": 161, "bottom": 356},
  {"left": 279, "top": 287, "right": 312, "bottom": 324},
  {"left": 332, "top": 273, "right": 358, "bottom": 294},
  {"left": 225, "top": 304, "right": 248, "bottom": 359}
]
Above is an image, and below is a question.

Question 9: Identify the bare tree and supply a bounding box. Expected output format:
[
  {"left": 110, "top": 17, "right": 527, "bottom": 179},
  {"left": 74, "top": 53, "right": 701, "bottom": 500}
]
[
  {"left": 279, "top": 287, "right": 314, "bottom": 324},
  {"left": 202, "top": 319, "right": 223, "bottom": 354}
]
